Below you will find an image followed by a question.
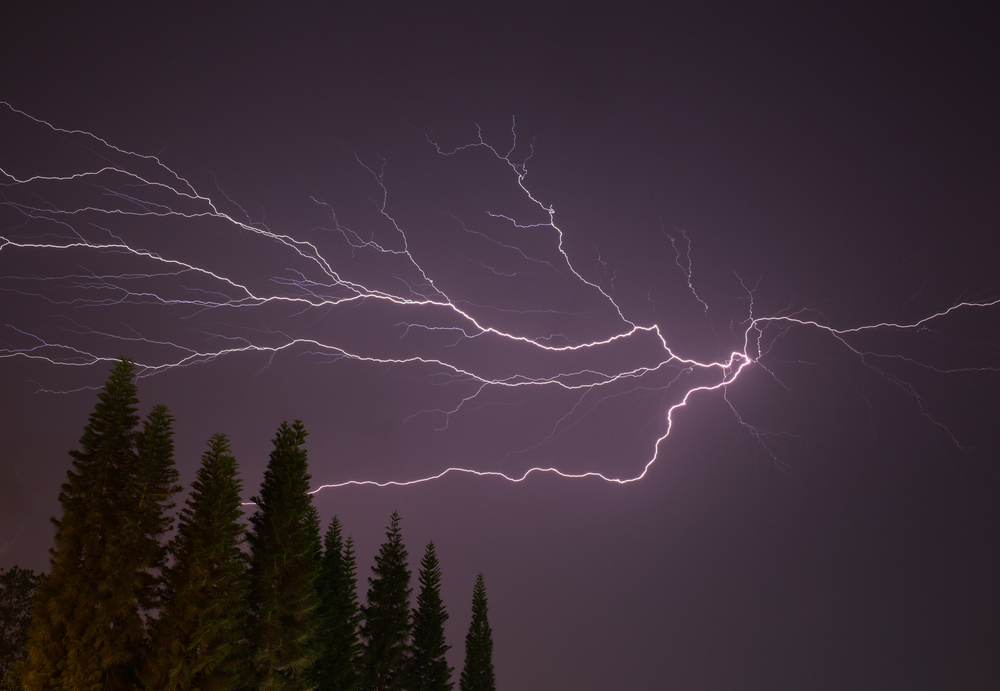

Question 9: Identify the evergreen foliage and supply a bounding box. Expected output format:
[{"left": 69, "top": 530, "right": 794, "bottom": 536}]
[
  {"left": 142, "top": 433, "right": 249, "bottom": 691},
  {"left": 314, "top": 517, "right": 361, "bottom": 691},
  {"left": 16, "top": 361, "right": 502, "bottom": 691},
  {"left": 22, "top": 357, "right": 178, "bottom": 691},
  {"left": 131, "top": 405, "right": 182, "bottom": 612},
  {"left": 359, "top": 512, "right": 412, "bottom": 691},
  {"left": 248, "top": 420, "right": 322, "bottom": 691},
  {"left": 409, "top": 543, "right": 453, "bottom": 691},
  {"left": 459, "top": 575, "right": 495, "bottom": 691},
  {"left": 0, "top": 566, "right": 41, "bottom": 691}
]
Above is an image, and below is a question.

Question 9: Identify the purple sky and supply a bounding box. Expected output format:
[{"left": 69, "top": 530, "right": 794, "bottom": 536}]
[{"left": 2, "top": 4, "right": 999, "bottom": 689}]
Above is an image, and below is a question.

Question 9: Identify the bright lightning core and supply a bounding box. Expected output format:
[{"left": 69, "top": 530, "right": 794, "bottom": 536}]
[{"left": 1, "top": 103, "right": 997, "bottom": 492}]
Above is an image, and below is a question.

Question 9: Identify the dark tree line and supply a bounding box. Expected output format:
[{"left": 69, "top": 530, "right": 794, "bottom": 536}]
[{"left": 6, "top": 358, "right": 496, "bottom": 691}]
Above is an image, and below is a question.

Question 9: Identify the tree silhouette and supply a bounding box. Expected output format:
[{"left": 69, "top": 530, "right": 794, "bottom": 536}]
[
  {"left": 23, "top": 357, "right": 178, "bottom": 691},
  {"left": 459, "top": 575, "right": 495, "bottom": 691},
  {"left": 142, "top": 433, "right": 249, "bottom": 691},
  {"left": 314, "top": 517, "right": 362, "bottom": 690},
  {"left": 409, "top": 543, "right": 453, "bottom": 691},
  {"left": 359, "top": 512, "right": 412, "bottom": 691},
  {"left": 248, "top": 420, "right": 323, "bottom": 691}
]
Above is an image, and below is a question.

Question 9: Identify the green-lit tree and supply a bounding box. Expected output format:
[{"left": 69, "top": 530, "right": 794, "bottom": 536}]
[
  {"left": 248, "top": 420, "right": 322, "bottom": 691},
  {"left": 408, "top": 543, "right": 453, "bottom": 691},
  {"left": 22, "top": 357, "right": 179, "bottom": 691},
  {"left": 459, "top": 575, "right": 495, "bottom": 691},
  {"left": 314, "top": 517, "right": 361, "bottom": 691},
  {"left": 142, "top": 433, "right": 249, "bottom": 691},
  {"left": 0, "top": 565, "right": 41, "bottom": 691},
  {"left": 359, "top": 512, "right": 411, "bottom": 691}
]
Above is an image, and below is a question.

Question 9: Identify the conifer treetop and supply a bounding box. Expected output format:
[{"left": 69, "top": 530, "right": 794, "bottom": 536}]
[
  {"left": 459, "top": 574, "right": 496, "bottom": 691},
  {"left": 141, "top": 432, "right": 249, "bottom": 691},
  {"left": 360, "top": 511, "right": 412, "bottom": 691},
  {"left": 410, "top": 542, "right": 454, "bottom": 691},
  {"left": 247, "top": 420, "right": 322, "bottom": 691},
  {"left": 23, "top": 356, "right": 179, "bottom": 691}
]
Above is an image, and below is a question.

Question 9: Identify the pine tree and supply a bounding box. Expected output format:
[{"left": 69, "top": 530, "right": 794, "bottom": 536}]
[
  {"left": 103, "top": 402, "right": 180, "bottom": 690},
  {"left": 130, "top": 404, "right": 182, "bottom": 613},
  {"left": 248, "top": 420, "right": 322, "bottom": 691},
  {"left": 142, "top": 433, "right": 249, "bottom": 691},
  {"left": 409, "top": 543, "right": 453, "bottom": 691},
  {"left": 0, "top": 565, "right": 41, "bottom": 691},
  {"left": 314, "top": 517, "right": 361, "bottom": 691},
  {"left": 359, "top": 512, "right": 411, "bottom": 691},
  {"left": 459, "top": 575, "right": 495, "bottom": 691},
  {"left": 22, "top": 357, "right": 178, "bottom": 691}
]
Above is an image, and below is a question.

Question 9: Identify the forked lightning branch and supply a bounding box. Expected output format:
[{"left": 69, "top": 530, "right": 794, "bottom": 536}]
[{"left": 1, "top": 103, "right": 996, "bottom": 491}]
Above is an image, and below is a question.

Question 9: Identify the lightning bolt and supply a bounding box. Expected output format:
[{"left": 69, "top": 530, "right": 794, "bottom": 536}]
[{"left": 2, "top": 103, "right": 997, "bottom": 495}]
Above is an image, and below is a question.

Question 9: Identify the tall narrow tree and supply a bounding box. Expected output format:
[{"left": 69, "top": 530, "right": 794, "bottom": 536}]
[
  {"left": 248, "top": 420, "right": 322, "bottom": 691},
  {"left": 314, "top": 517, "right": 361, "bottom": 691},
  {"left": 409, "top": 543, "right": 453, "bottom": 691},
  {"left": 130, "top": 404, "right": 182, "bottom": 614},
  {"left": 22, "top": 357, "right": 178, "bottom": 691},
  {"left": 142, "top": 433, "right": 249, "bottom": 691},
  {"left": 359, "top": 512, "right": 411, "bottom": 691},
  {"left": 459, "top": 575, "right": 495, "bottom": 691}
]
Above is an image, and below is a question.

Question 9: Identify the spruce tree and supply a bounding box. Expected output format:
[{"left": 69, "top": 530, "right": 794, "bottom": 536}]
[
  {"left": 248, "top": 420, "right": 322, "bottom": 691},
  {"left": 314, "top": 517, "right": 361, "bottom": 691},
  {"left": 459, "top": 575, "right": 495, "bottom": 691},
  {"left": 409, "top": 543, "right": 453, "bottom": 691},
  {"left": 22, "top": 357, "right": 178, "bottom": 691},
  {"left": 359, "top": 512, "right": 411, "bottom": 691},
  {"left": 142, "top": 433, "right": 249, "bottom": 691}
]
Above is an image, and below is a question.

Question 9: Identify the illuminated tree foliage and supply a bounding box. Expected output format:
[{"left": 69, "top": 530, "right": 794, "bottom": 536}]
[
  {"left": 459, "top": 575, "right": 495, "bottom": 691},
  {"left": 409, "top": 543, "right": 453, "bottom": 691},
  {"left": 0, "top": 565, "right": 41, "bottom": 691},
  {"left": 314, "top": 517, "right": 362, "bottom": 691},
  {"left": 359, "top": 512, "right": 412, "bottom": 691},
  {"left": 248, "top": 420, "right": 323, "bottom": 691},
  {"left": 142, "top": 433, "right": 249, "bottom": 691},
  {"left": 22, "top": 357, "right": 179, "bottom": 691},
  {"left": 14, "top": 365, "right": 500, "bottom": 691}
]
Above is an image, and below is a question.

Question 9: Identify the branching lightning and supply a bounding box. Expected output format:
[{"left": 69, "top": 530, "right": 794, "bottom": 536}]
[{"left": 2, "top": 103, "right": 997, "bottom": 494}]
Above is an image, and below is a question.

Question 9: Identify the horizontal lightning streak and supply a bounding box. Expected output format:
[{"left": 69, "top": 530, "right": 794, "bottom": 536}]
[{"left": 3, "top": 104, "right": 997, "bottom": 498}]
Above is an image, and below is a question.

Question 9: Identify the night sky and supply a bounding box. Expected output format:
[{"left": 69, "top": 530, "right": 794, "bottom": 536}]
[{"left": 2, "top": 4, "right": 999, "bottom": 689}]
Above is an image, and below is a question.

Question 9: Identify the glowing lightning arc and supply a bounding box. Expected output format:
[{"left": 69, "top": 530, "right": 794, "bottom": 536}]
[{"left": 1, "top": 102, "right": 997, "bottom": 494}]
